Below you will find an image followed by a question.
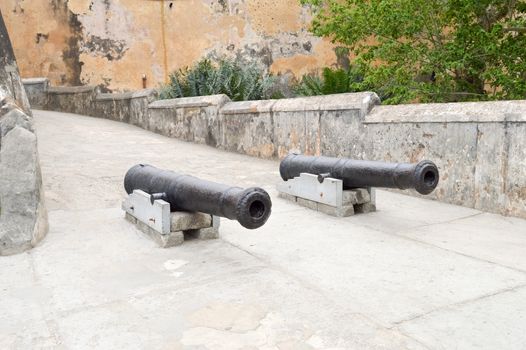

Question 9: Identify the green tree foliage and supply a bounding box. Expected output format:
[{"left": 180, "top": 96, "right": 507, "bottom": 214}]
[
  {"left": 159, "top": 58, "right": 278, "bottom": 101},
  {"left": 301, "top": 0, "right": 526, "bottom": 103}
]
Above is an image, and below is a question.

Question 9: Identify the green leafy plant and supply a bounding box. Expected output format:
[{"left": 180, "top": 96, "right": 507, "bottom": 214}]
[
  {"left": 294, "top": 67, "right": 365, "bottom": 96},
  {"left": 301, "top": 0, "right": 526, "bottom": 103},
  {"left": 294, "top": 74, "right": 324, "bottom": 96},
  {"left": 159, "top": 58, "right": 278, "bottom": 101}
]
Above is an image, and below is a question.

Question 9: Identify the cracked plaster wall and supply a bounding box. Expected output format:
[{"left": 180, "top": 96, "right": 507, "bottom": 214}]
[{"left": 1, "top": 0, "right": 337, "bottom": 91}]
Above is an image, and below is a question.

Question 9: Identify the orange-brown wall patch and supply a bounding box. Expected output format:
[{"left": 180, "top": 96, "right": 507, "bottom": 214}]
[{"left": 1, "top": 0, "right": 339, "bottom": 91}]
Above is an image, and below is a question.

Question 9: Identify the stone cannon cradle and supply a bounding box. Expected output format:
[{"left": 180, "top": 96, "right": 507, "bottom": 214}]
[{"left": 123, "top": 190, "right": 221, "bottom": 247}]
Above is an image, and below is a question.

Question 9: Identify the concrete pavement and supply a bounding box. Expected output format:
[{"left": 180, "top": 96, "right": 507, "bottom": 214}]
[{"left": 1, "top": 109, "right": 525, "bottom": 349}]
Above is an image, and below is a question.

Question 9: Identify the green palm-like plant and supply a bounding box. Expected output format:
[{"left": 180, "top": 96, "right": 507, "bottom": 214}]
[
  {"left": 294, "top": 67, "right": 364, "bottom": 96},
  {"left": 159, "top": 58, "right": 278, "bottom": 101}
]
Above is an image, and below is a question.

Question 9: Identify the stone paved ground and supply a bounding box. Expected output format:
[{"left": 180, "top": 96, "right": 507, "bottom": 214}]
[{"left": 1, "top": 110, "right": 526, "bottom": 350}]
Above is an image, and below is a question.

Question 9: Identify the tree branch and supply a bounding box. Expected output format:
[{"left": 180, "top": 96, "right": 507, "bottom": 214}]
[{"left": 504, "top": 27, "right": 526, "bottom": 33}]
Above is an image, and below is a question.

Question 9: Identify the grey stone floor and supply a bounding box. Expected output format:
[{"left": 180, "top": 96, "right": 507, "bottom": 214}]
[{"left": 1, "top": 109, "right": 526, "bottom": 350}]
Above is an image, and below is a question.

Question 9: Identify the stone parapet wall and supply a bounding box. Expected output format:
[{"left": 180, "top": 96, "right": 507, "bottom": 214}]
[
  {"left": 148, "top": 95, "right": 230, "bottom": 147},
  {"left": 21, "top": 78, "right": 49, "bottom": 109},
  {"left": 29, "top": 81, "right": 157, "bottom": 126},
  {"left": 46, "top": 85, "right": 98, "bottom": 115},
  {"left": 23, "top": 81, "right": 526, "bottom": 218},
  {"left": 217, "top": 93, "right": 380, "bottom": 159},
  {"left": 93, "top": 89, "right": 158, "bottom": 127},
  {"left": 364, "top": 102, "right": 526, "bottom": 218}
]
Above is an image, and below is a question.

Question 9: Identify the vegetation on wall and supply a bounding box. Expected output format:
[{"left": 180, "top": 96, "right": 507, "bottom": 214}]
[
  {"left": 161, "top": 0, "right": 526, "bottom": 105},
  {"left": 300, "top": 0, "right": 526, "bottom": 104},
  {"left": 159, "top": 58, "right": 279, "bottom": 101},
  {"left": 293, "top": 67, "right": 364, "bottom": 96}
]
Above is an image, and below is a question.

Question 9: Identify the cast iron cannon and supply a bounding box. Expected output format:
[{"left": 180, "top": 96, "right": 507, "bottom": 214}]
[
  {"left": 279, "top": 154, "right": 439, "bottom": 195},
  {"left": 124, "top": 164, "right": 272, "bottom": 229}
]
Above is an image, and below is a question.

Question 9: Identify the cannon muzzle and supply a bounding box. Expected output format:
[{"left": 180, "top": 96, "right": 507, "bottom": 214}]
[
  {"left": 124, "top": 164, "right": 272, "bottom": 229},
  {"left": 280, "top": 154, "right": 439, "bottom": 195}
]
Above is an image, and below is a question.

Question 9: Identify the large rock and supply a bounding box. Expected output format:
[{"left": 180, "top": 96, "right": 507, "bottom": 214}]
[
  {"left": 0, "top": 124, "right": 48, "bottom": 254},
  {"left": 0, "top": 10, "right": 48, "bottom": 255}
]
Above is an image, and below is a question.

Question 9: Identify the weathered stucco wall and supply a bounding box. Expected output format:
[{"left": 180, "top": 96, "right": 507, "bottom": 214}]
[
  {"left": 26, "top": 80, "right": 526, "bottom": 219},
  {"left": 2, "top": 0, "right": 337, "bottom": 91},
  {"left": 1, "top": 1, "right": 83, "bottom": 86}
]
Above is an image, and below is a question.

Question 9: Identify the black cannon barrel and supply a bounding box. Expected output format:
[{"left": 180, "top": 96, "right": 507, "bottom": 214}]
[
  {"left": 280, "top": 154, "right": 439, "bottom": 195},
  {"left": 124, "top": 164, "right": 272, "bottom": 229}
]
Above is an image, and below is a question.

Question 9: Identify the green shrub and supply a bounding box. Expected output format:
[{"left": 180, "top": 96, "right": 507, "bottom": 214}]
[
  {"left": 159, "top": 58, "right": 278, "bottom": 101},
  {"left": 294, "top": 67, "right": 365, "bottom": 96}
]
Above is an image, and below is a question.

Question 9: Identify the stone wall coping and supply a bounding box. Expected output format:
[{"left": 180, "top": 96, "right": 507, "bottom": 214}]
[
  {"left": 272, "top": 92, "right": 380, "bottom": 113},
  {"left": 132, "top": 88, "right": 158, "bottom": 99},
  {"left": 95, "top": 88, "right": 157, "bottom": 101},
  {"left": 48, "top": 86, "right": 97, "bottom": 94},
  {"left": 220, "top": 92, "right": 380, "bottom": 114},
  {"left": 221, "top": 99, "right": 277, "bottom": 114},
  {"left": 27, "top": 81, "right": 526, "bottom": 124},
  {"left": 22, "top": 77, "right": 49, "bottom": 85},
  {"left": 96, "top": 92, "right": 134, "bottom": 101},
  {"left": 149, "top": 94, "right": 230, "bottom": 109},
  {"left": 366, "top": 100, "right": 526, "bottom": 124}
]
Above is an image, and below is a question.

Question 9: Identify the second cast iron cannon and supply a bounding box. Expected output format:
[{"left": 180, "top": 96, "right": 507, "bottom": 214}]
[
  {"left": 124, "top": 164, "right": 272, "bottom": 229},
  {"left": 280, "top": 154, "right": 439, "bottom": 195}
]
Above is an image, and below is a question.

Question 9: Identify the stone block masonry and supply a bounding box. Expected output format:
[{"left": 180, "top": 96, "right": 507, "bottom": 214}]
[
  {"left": 24, "top": 80, "right": 526, "bottom": 219},
  {"left": 21, "top": 78, "right": 49, "bottom": 109},
  {"left": 125, "top": 211, "right": 219, "bottom": 248},
  {"left": 278, "top": 187, "right": 376, "bottom": 217}
]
